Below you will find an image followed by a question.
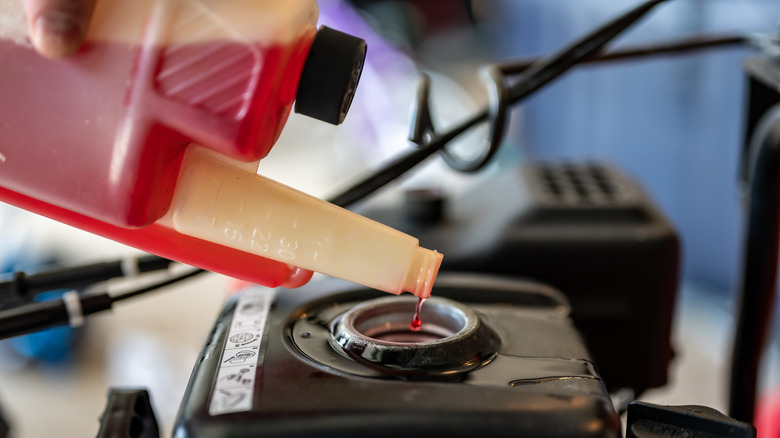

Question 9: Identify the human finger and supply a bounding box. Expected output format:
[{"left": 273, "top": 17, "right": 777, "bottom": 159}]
[{"left": 24, "top": 0, "right": 97, "bottom": 58}]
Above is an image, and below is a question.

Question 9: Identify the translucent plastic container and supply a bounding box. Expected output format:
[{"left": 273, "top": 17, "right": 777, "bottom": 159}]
[
  {"left": 0, "top": 0, "right": 443, "bottom": 296},
  {"left": 1, "top": 0, "right": 319, "bottom": 227}
]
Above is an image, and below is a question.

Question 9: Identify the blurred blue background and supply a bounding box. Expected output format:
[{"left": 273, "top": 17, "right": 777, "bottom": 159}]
[
  {"left": 337, "top": 0, "right": 780, "bottom": 292},
  {"left": 486, "top": 0, "right": 780, "bottom": 293}
]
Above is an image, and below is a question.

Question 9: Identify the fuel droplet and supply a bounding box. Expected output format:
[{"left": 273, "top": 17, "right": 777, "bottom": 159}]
[{"left": 410, "top": 296, "right": 426, "bottom": 331}]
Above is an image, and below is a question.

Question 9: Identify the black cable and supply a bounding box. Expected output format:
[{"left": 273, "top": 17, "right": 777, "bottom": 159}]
[
  {"left": 111, "top": 268, "right": 204, "bottom": 303},
  {"left": 328, "top": 111, "right": 483, "bottom": 207},
  {"left": 328, "top": 0, "right": 672, "bottom": 207},
  {"left": 0, "top": 290, "right": 111, "bottom": 340},
  {"left": 0, "top": 254, "right": 175, "bottom": 305},
  {"left": 0, "top": 267, "right": 205, "bottom": 340},
  {"left": 331, "top": 4, "right": 758, "bottom": 208},
  {"left": 498, "top": 34, "right": 748, "bottom": 74},
  {"left": 505, "top": 0, "right": 669, "bottom": 105},
  {"left": 440, "top": 0, "right": 674, "bottom": 172}
]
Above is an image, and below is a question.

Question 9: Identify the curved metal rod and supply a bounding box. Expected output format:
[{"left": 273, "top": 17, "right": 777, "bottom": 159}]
[
  {"left": 408, "top": 73, "right": 437, "bottom": 147},
  {"left": 416, "top": 65, "right": 510, "bottom": 173},
  {"left": 729, "top": 104, "right": 780, "bottom": 423},
  {"left": 407, "top": 34, "right": 750, "bottom": 175},
  {"left": 438, "top": 66, "right": 509, "bottom": 173},
  {"left": 328, "top": 0, "right": 671, "bottom": 207}
]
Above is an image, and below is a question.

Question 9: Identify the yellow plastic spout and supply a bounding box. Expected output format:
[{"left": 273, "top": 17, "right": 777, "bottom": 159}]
[{"left": 167, "top": 147, "right": 443, "bottom": 297}]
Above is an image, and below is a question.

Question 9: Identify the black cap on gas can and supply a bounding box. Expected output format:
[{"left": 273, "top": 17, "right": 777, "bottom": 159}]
[{"left": 295, "top": 26, "right": 367, "bottom": 125}]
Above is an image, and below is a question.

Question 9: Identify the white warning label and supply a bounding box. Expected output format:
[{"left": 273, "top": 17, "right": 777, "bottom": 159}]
[{"left": 208, "top": 287, "right": 275, "bottom": 416}]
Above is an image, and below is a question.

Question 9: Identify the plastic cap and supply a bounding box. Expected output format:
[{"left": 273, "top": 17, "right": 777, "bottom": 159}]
[{"left": 295, "top": 26, "right": 367, "bottom": 125}]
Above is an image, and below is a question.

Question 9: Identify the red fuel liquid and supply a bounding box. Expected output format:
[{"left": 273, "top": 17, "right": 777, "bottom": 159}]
[
  {"left": 0, "top": 15, "right": 317, "bottom": 288},
  {"left": 411, "top": 297, "right": 426, "bottom": 332},
  {"left": 0, "top": 37, "right": 311, "bottom": 228}
]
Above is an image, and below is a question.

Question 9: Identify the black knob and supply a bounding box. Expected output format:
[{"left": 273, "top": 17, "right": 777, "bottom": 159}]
[{"left": 295, "top": 26, "right": 367, "bottom": 125}]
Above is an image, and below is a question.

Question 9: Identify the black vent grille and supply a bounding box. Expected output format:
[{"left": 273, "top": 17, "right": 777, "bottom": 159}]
[{"left": 532, "top": 163, "right": 629, "bottom": 205}]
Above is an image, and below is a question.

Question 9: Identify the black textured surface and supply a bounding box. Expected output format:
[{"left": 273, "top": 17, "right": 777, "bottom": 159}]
[
  {"left": 174, "top": 274, "right": 620, "bottom": 438},
  {"left": 295, "top": 26, "right": 366, "bottom": 125},
  {"left": 358, "top": 162, "right": 680, "bottom": 395},
  {"left": 626, "top": 402, "right": 756, "bottom": 438},
  {"left": 96, "top": 388, "right": 159, "bottom": 438}
]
